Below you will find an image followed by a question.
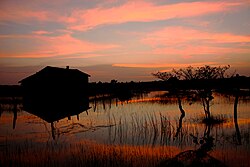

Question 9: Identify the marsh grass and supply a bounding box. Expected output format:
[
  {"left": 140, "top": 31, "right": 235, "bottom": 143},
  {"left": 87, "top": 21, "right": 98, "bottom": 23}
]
[
  {"left": 1, "top": 100, "right": 249, "bottom": 167},
  {"left": 104, "top": 112, "right": 198, "bottom": 148},
  {"left": 0, "top": 140, "right": 177, "bottom": 167},
  {"left": 107, "top": 113, "right": 175, "bottom": 145},
  {"left": 0, "top": 112, "right": 184, "bottom": 167},
  {"left": 1, "top": 112, "right": 249, "bottom": 167}
]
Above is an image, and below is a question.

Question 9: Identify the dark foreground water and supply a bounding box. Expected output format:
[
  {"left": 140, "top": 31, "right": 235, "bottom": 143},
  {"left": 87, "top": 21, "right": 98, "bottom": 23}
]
[{"left": 0, "top": 91, "right": 249, "bottom": 166}]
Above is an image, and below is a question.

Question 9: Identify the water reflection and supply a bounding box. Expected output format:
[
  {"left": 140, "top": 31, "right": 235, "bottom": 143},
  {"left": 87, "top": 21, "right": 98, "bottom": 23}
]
[
  {"left": 234, "top": 89, "right": 242, "bottom": 145},
  {"left": 0, "top": 90, "right": 249, "bottom": 166},
  {"left": 160, "top": 124, "right": 227, "bottom": 167},
  {"left": 12, "top": 98, "right": 18, "bottom": 129},
  {"left": 23, "top": 92, "right": 90, "bottom": 139}
]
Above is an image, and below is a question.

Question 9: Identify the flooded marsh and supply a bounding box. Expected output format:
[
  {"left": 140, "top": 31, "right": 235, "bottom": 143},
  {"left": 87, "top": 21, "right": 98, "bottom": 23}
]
[{"left": 0, "top": 91, "right": 249, "bottom": 166}]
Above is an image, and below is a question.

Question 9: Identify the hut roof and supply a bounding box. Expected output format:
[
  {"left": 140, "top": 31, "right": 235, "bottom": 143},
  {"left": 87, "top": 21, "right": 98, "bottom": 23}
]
[{"left": 19, "top": 66, "right": 90, "bottom": 84}]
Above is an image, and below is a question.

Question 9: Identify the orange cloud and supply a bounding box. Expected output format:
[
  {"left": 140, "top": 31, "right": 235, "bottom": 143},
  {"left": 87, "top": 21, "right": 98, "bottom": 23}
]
[
  {"left": 153, "top": 46, "right": 250, "bottom": 56},
  {"left": 112, "top": 62, "right": 218, "bottom": 68},
  {"left": 66, "top": 1, "right": 242, "bottom": 31}
]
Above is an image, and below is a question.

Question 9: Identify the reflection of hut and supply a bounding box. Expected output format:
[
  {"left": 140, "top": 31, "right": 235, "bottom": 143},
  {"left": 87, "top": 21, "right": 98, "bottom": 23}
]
[
  {"left": 23, "top": 98, "right": 91, "bottom": 140},
  {"left": 22, "top": 85, "right": 91, "bottom": 140},
  {"left": 23, "top": 99, "right": 90, "bottom": 123},
  {"left": 19, "top": 66, "right": 91, "bottom": 139},
  {"left": 19, "top": 66, "right": 90, "bottom": 97}
]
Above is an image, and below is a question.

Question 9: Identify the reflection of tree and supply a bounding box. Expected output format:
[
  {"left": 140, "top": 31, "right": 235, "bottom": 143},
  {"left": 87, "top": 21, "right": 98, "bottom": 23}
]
[
  {"left": 0, "top": 97, "right": 20, "bottom": 129},
  {"left": 233, "top": 87, "right": 242, "bottom": 145},
  {"left": 189, "top": 123, "right": 213, "bottom": 153},
  {"left": 199, "top": 89, "right": 213, "bottom": 120},
  {"left": 177, "top": 97, "right": 185, "bottom": 116},
  {"left": 12, "top": 97, "right": 18, "bottom": 129},
  {"left": 51, "top": 122, "right": 56, "bottom": 140},
  {"left": 174, "top": 97, "right": 185, "bottom": 138},
  {"left": 160, "top": 124, "right": 226, "bottom": 167},
  {"left": 152, "top": 71, "right": 187, "bottom": 139},
  {"left": 0, "top": 104, "right": 2, "bottom": 118},
  {"left": 200, "top": 124, "right": 213, "bottom": 153},
  {"left": 219, "top": 75, "right": 243, "bottom": 145}
]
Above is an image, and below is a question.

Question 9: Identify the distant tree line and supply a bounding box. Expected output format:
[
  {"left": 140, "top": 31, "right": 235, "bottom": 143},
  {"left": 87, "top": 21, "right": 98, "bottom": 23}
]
[{"left": 0, "top": 64, "right": 249, "bottom": 98}]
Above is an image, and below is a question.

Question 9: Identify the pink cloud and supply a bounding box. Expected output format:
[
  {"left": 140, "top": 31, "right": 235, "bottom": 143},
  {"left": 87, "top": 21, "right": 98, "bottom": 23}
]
[
  {"left": 41, "top": 34, "right": 118, "bottom": 56},
  {"left": 142, "top": 26, "right": 250, "bottom": 55},
  {"left": 32, "top": 30, "right": 53, "bottom": 35},
  {"left": 0, "top": 1, "right": 69, "bottom": 23},
  {"left": 143, "top": 27, "right": 250, "bottom": 45},
  {"left": 0, "top": 1, "right": 246, "bottom": 31},
  {"left": 0, "top": 33, "right": 119, "bottom": 58},
  {"left": 66, "top": 1, "right": 242, "bottom": 31},
  {"left": 0, "top": 8, "right": 52, "bottom": 23}
]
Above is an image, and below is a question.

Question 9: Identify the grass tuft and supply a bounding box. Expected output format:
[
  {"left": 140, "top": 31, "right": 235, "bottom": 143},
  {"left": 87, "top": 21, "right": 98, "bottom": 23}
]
[{"left": 201, "top": 115, "right": 228, "bottom": 125}]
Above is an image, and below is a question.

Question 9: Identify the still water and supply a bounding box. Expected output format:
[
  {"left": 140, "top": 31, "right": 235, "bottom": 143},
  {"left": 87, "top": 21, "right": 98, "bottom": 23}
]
[{"left": 0, "top": 91, "right": 249, "bottom": 166}]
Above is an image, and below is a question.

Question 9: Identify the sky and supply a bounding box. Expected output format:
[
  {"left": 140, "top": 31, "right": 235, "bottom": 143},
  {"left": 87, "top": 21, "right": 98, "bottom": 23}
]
[{"left": 0, "top": 0, "right": 250, "bottom": 84}]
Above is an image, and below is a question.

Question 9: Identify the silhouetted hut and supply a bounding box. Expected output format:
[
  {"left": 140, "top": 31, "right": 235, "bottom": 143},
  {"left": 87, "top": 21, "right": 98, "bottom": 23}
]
[{"left": 19, "top": 66, "right": 90, "bottom": 98}]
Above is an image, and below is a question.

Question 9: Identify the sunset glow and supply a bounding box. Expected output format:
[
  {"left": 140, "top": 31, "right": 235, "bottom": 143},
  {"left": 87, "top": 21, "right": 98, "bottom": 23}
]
[{"left": 0, "top": 0, "right": 250, "bottom": 84}]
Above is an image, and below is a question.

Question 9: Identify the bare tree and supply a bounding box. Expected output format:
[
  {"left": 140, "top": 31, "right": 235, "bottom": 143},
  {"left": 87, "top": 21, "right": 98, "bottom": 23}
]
[
  {"left": 153, "top": 65, "right": 230, "bottom": 81},
  {"left": 195, "top": 65, "right": 230, "bottom": 80},
  {"left": 153, "top": 65, "right": 231, "bottom": 120}
]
